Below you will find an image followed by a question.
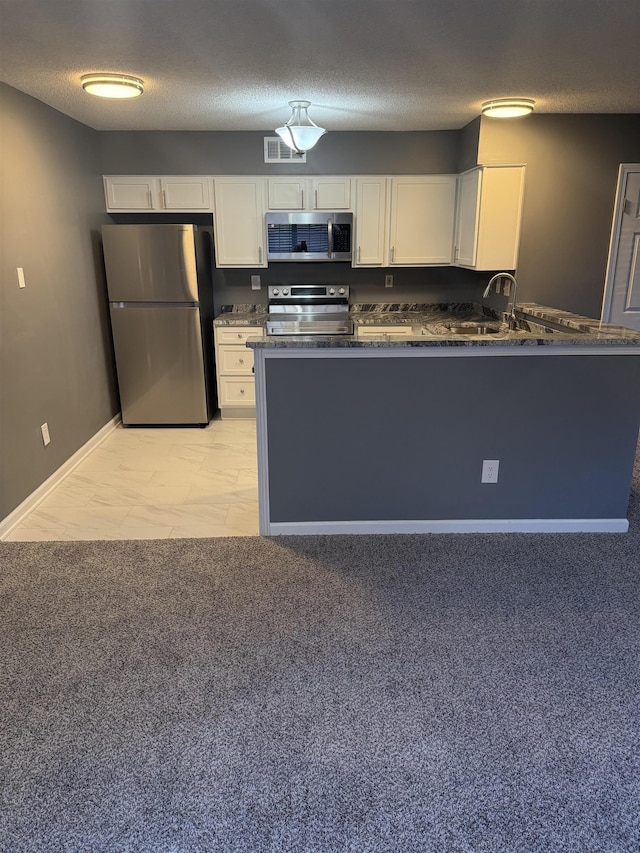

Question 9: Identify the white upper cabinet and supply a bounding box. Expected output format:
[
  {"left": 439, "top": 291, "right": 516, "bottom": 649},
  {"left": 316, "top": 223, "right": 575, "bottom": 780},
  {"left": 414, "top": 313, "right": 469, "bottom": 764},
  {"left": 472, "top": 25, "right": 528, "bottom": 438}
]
[
  {"left": 102, "top": 169, "right": 524, "bottom": 270},
  {"left": 266, "top": 177, "right": 352, "bottom": 210},
  {"left": 313, "top": 177, "right": 352, "bottom": 209},
  {"left": 454, "top": 166, "right": 525, "bottom": 270},
  {"left": 212, "top": 177, "right": 267, "bottom": 268},
  {"left": 104, "top": 176, "right": 157, "bottom": 211},
  {"left": 388, "top": 176, "right": 457, "bottom": 265},
  {"left": 353, "top": 178, "right": 389, "bottom": 266},
  {"left": 266, "top": 178, "right": 305, "bottom": 209},
  {"left": 103, "top": 176, "right": 212, "bottom": 211},
  {"left": 160, "top": 176, "right": 212, "bottom": 210}
]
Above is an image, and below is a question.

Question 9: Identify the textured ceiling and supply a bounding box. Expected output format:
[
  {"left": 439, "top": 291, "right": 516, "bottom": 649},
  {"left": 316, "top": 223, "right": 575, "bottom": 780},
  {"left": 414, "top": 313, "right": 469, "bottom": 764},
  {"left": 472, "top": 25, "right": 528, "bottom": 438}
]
[{"left": 1, "top": 0, "right": 639, "bottom": 132}]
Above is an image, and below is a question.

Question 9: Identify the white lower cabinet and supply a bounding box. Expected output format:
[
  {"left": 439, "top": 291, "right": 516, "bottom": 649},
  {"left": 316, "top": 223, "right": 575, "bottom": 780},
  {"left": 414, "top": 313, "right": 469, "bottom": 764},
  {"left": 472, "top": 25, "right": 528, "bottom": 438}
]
[{"left": 214, "top": 325, "right": 263, "bottom": 417}]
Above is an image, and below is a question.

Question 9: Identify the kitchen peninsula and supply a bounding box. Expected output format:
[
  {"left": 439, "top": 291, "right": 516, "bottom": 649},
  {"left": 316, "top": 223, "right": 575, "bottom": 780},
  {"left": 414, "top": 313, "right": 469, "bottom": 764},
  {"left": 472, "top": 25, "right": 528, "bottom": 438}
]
[{"left": 247, "top": 304, "right": 640, "bottom": 536}]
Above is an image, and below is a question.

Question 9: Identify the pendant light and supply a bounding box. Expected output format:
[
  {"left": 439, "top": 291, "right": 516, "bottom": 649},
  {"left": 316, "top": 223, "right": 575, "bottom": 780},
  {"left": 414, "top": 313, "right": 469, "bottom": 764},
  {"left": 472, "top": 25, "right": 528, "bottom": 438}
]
[
  {"left": 81, "top": 73, "right": 144, "bottom": 99},
  {"left": 481, "top": 98, "right": 535, "bottom": 118},
  {"left": 275, "top": 100, "right": 326, "bottom": 153}
]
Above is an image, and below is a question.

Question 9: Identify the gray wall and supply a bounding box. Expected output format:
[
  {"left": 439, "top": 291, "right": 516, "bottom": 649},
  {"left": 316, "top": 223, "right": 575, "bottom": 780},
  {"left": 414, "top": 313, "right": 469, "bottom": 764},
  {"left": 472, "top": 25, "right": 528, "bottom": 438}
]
[
  {"left": 212, "top": 265, "right": 483, "bottom": 313},
  {"left": 0, "top": 84, "right": 118, "bottom": 520},
  {"left": 477, "top": 114, "right": 640, "bottom": 319},
  {"left": 98, "top": 130, "right": 461, "bottom": 176},
  {"left": 457, "top": 116, "right": 481, "bottom": 173}
]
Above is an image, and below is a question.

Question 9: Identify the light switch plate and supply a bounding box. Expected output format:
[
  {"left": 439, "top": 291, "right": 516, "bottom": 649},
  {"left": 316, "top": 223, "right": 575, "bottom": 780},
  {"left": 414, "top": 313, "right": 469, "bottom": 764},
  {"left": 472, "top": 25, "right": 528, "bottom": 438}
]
[
  {"left": 17, "top": 267, "right": 26, "bottom": 289},
  {"left": 251, "top": 275, "right": 261, "bottom": 291}
]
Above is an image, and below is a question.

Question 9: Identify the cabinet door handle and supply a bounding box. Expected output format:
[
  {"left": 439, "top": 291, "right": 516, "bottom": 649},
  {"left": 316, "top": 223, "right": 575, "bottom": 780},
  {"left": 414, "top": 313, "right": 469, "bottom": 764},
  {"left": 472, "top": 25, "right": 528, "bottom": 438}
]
[
  {"left": 147, "top": 190, "right": 153, "bottom": 209},
  {"left": 162, "top": 190, "right": 167, "bottom": 209},
  {"left": 239, "top": 357, "right": 244, "bottom": 364},
  {"left": 390, "top": 246, "right": 395, "bottom": 262},
  {"left": 301, "top": 190, "right": 304, "bottom": 208},
  {"left": 315, "top": 189, "right": 318, "bottom": 208},
  {"left": 240, "top": 388, "right": 245, "bottom": 394},
  {"left": 357, "top": 246, "right": 361, "bottom": 263},
  {"left": 258, "top": 246, "right": 262, "bottom": 264}
]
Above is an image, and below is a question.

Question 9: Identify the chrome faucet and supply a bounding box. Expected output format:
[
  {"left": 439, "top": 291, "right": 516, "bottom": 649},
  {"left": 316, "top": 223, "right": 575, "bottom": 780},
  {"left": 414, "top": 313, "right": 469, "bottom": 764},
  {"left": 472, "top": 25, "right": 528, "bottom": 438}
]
[{"left": 483, "top": 272, "right": 519, "bottom": 329}]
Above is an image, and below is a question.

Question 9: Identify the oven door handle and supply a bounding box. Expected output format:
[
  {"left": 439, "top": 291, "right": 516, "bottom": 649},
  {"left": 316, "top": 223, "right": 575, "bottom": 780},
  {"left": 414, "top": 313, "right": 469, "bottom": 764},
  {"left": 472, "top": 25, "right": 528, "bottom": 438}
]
[{"left": 327, "top": 218, "right": 333, "bottom": 259}]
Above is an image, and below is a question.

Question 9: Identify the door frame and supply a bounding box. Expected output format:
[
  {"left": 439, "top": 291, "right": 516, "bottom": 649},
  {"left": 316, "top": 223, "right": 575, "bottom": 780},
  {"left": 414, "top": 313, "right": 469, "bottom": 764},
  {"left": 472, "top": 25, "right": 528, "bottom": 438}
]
[{"left": 600, "top": 163, "right": 640, "bottom": 323}]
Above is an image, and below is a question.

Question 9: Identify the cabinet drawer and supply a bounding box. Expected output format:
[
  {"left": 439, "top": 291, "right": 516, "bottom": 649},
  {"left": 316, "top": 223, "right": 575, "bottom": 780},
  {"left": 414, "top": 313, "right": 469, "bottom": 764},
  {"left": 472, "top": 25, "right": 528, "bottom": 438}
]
[
  {"left": 357, "top": 324, "right": 414, "bottom": 338},
  {"left": 216, "top": 326, "right": 263, "bottom": 345},
  {"left": 219, "top": 377, "right": 256, "bottom": 406},
  {"left": 218, "top": 345, "right": 254, "bottom": 374}
]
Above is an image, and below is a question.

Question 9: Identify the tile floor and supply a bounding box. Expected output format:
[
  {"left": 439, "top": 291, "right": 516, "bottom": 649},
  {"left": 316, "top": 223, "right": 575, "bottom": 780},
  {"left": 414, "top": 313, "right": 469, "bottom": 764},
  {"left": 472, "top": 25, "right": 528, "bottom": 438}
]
[{"left": 5, "top": 416, "right": 259, "bottom": 541}]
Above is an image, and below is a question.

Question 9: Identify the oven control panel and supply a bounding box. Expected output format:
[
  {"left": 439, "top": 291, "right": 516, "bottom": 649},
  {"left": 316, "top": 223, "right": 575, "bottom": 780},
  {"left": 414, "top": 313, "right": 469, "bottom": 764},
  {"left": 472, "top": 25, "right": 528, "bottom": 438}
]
[{"left": 268, "top": 285, "right": 349, "bottom": 302}]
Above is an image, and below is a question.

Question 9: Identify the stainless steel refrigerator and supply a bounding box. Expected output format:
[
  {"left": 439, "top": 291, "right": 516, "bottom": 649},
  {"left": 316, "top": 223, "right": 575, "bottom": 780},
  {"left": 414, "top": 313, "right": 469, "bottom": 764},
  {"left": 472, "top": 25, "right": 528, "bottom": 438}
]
[{"left": 102, "top": 224, "right": 216, "bottom": 425}]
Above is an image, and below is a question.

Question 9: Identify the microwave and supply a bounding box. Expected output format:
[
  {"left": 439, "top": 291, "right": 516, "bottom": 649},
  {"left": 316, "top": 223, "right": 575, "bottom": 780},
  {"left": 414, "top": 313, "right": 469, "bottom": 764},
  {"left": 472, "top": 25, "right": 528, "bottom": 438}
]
[{"left": 265, "top": 212, "right": 353, "bottom": 262}]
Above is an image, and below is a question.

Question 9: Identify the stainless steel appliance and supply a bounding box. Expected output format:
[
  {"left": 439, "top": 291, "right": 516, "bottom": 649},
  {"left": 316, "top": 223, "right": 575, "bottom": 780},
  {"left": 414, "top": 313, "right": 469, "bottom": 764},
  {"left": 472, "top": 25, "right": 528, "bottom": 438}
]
[
  {"left": 265, "top": 212, "right": 353, "bottom": 262},
  {"left": 266, "top": 285, "right": 353, "bottom": 336},
  {"left": 102, "top": 224, "right": 216, "bottom": 425}
]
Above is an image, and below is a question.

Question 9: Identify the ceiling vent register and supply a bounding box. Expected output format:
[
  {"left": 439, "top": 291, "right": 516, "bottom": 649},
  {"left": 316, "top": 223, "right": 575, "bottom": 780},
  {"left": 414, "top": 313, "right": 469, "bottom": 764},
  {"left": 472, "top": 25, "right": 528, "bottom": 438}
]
[{"left": 264, "top": 137, "right": 307, "bottom": 164}]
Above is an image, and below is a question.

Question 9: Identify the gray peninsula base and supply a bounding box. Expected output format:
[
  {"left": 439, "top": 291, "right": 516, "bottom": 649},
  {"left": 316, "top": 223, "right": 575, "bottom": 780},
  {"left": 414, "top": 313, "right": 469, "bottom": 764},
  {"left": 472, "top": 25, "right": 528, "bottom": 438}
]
[{"left": 251, "top": 346, "right": 640, "bottom": 535}]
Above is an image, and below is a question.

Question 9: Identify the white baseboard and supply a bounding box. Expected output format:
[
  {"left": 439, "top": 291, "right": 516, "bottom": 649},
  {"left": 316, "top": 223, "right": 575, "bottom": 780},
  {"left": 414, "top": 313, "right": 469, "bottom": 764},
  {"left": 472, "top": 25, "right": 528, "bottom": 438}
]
[
  {"left": 0, "top": 414, "right": 121, "bottom": 540},
  {"left": 267, "top": 518, "right": 629, "bottom": 535}
]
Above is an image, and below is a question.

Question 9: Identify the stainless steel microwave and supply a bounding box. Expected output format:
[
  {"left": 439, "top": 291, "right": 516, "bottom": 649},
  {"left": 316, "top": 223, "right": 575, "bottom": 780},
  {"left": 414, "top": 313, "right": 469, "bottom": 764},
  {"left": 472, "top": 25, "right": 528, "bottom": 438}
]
[{"left": 265, "top": 212, "right": 353, "bottom": 262}]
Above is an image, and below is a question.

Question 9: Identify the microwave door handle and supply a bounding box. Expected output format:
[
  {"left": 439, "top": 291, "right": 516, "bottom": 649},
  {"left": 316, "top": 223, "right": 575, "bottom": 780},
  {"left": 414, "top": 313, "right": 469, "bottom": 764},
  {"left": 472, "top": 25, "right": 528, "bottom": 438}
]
[{"left": 327, "top": 218, "right": 333, "bottom": 258}]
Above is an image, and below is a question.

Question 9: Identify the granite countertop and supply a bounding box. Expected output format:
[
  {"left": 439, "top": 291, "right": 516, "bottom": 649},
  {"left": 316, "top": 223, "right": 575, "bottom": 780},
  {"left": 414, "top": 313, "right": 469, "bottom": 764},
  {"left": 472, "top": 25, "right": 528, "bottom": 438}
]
[
  {"left": 213, "top": 305, "right": 267, "bottom": 327},
  {"left": 215, "top": 302, "right": 640, "bottom": 348}
]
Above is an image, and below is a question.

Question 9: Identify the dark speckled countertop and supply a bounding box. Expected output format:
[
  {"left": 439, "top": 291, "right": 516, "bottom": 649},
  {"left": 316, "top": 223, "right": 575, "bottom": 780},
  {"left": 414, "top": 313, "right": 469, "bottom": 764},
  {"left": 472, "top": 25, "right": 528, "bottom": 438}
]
[
  {"left": 213, "top": 305, "right": 267, "bottom": 327},
  {"left": 215, "top": 302, "right": 640, "bottom": 348}
]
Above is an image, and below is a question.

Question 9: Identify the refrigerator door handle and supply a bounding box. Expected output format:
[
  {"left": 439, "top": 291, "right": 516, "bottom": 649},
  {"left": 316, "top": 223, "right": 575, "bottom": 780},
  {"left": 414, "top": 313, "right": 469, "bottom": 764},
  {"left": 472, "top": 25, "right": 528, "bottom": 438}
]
[{"left": 110, "top": 301, "right": 200, "bottom": 309}]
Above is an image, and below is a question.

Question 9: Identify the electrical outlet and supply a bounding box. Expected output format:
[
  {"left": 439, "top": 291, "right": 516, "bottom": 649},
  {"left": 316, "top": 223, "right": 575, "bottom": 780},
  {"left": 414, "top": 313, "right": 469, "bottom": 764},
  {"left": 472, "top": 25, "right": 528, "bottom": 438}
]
[
  {"left": 40, "top": 422, "right": 51, "bottom": 446},
  {"left": 481, "top": 459, "right": 499, "bottom": 483},
  {"left": 17, "top": 267, "right": 26, "bottom": 289},
  {"left": 251, "top": 275, "right": 261, "bottom": 291},
  {"left": 385, "top": 274, "right": 394, "bottom": 288}
]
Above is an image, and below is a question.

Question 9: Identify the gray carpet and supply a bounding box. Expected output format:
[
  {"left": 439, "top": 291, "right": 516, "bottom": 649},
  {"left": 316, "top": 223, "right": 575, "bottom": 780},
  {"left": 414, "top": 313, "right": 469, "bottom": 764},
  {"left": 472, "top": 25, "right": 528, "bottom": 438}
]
[{"left": 1, "top": 455, "right": 639, "bottom": 851}]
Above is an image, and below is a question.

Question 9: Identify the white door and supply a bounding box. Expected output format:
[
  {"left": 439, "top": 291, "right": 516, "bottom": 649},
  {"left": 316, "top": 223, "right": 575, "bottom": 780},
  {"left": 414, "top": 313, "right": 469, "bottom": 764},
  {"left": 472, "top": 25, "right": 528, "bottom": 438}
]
[{"left": 602, "top": 165, "right": 640, "bottom": 330}]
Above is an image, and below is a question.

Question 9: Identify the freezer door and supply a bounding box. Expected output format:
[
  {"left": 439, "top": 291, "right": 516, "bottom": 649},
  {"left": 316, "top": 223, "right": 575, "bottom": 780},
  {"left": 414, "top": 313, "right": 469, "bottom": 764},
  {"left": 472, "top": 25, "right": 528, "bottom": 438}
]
[
  {"left": 110, "top": 304, "right": 209, "bottom": 424},
  {"left": 102, "top": 224, "right": 199, "bottom": 302}
]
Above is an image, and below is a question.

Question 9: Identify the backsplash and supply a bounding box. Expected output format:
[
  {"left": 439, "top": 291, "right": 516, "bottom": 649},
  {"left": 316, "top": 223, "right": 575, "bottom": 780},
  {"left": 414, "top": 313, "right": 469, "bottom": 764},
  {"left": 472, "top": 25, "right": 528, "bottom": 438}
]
[{"left": 212, "top": 264, "right": 492, "bottom": 314}]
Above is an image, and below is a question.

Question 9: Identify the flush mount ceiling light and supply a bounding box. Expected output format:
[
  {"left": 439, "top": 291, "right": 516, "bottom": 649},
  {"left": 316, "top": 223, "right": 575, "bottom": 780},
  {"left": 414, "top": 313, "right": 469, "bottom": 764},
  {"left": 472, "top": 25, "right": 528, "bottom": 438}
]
[
  {"left": 81, "top": 73, "right": 144, "bottom": 99},
  {"left": 275, "top": 100, "right": 326, "bottom": 154},
  {"left": 481, "top": 98, "right": 535, "bottom": 118}
]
